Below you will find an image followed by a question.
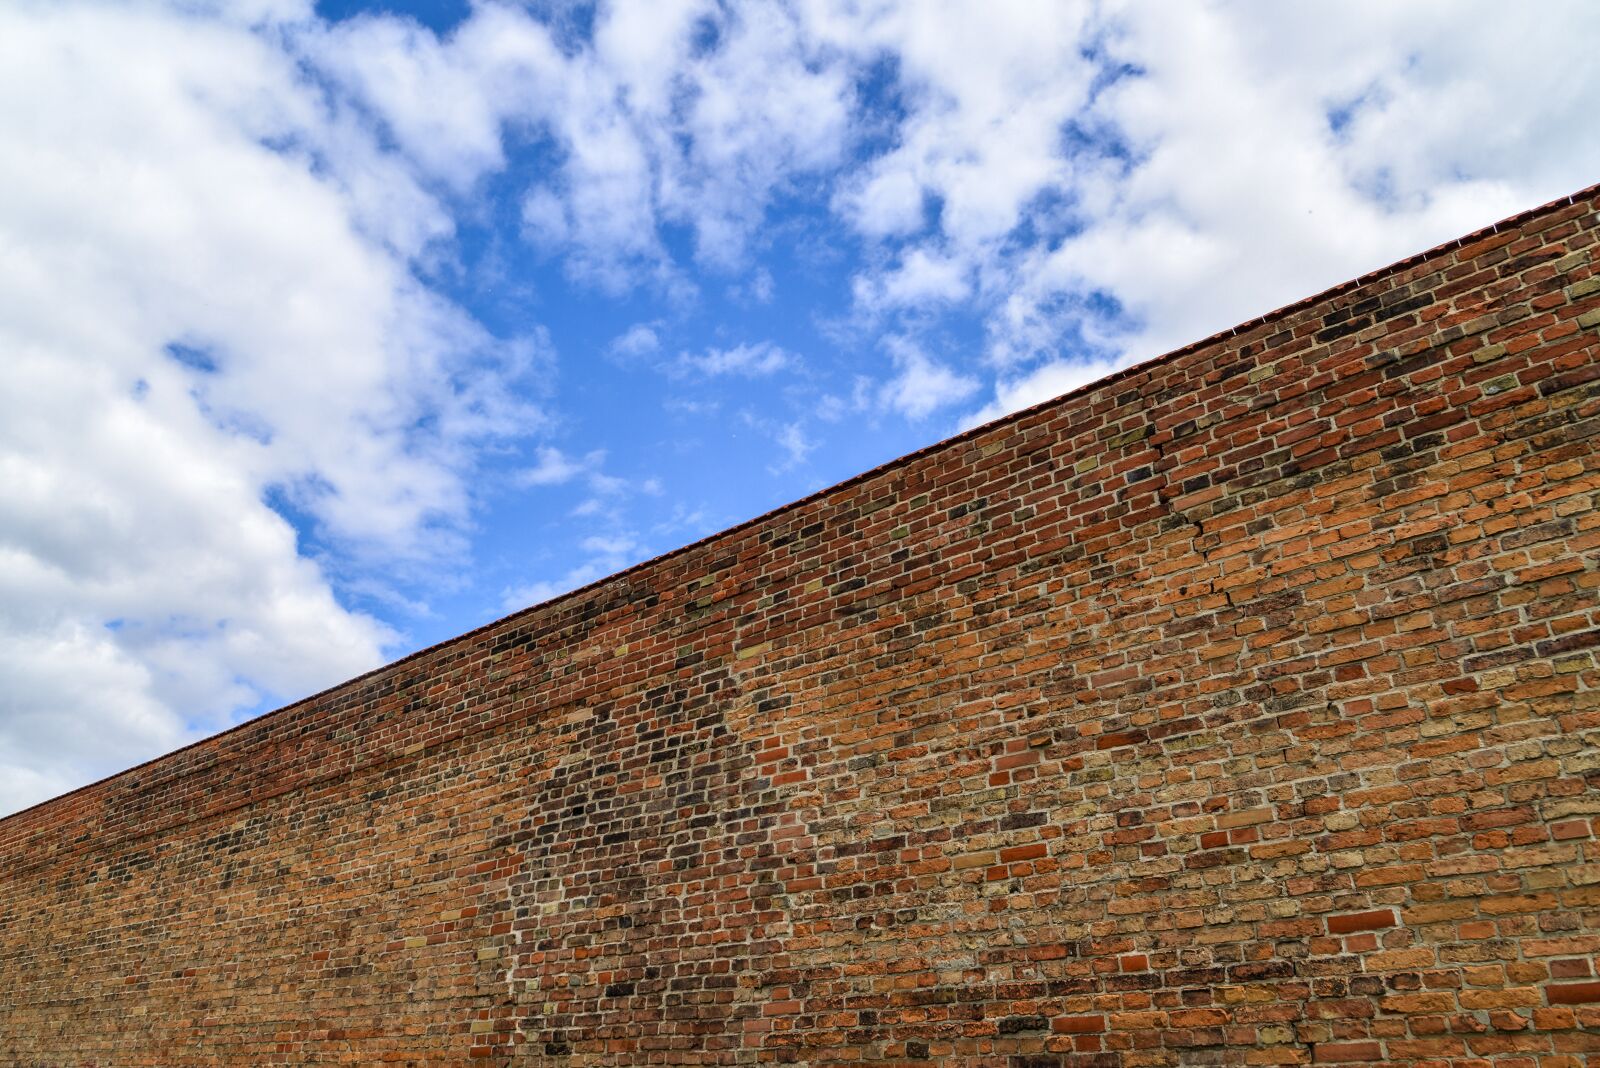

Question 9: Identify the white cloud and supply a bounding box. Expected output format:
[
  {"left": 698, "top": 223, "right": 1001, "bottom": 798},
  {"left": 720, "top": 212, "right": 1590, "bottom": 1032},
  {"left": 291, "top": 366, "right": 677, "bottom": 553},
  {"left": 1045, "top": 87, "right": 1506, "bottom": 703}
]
[
  {"left": 314, "top": 0, "right": 855, "bottom": 285},
  {"left": 0, "top": 2, "right": 535, "bottom": 814},
  {"left": 979, "top": 1, "right": 1544, "bottom": 368},
  {"left": 521, "top": 186, "right": 571, "bottom": 249},
  {"left": 587, "top": 471, "right": 630, "bottom": 497},
  {"left": 735, "top": 410, "right": 819, "bottom": 475},
  {"left": 502, "top": 528, "right": 645, "bottom": 611},
  {"left": 311, "top": 3, "right": 670, "bottom": 288},
  {"left": 539, "top": 455, "right": 664, "bottom": 525},
  {"left": 653, "top": 502, "right": 715, "bottom": 541},
  {"left": 664, "top": 397, "right": 722, "bottom": 418},
  {"left": 807, "top": 0, "right": 1098, "bottom": 249},
  {"left": 853, "top": 247, "right": 971, "bottom": 310},
  {"left": 877, "top": 336, "right": 978, "bottom": 420},
  {"left": 961, "top": 356, "right": 1130, "bottom": 430},
  {"left": 303, "top": 0, "right": 1600, "bottom": 408},
  {"left": 300, "top": 11, "right": 508, "bottom": 191},
  {"left": 580, "top": 533, "right": 640, "bottom": 556},
  {"left": 770, "top": 421, "right": 815, "bottom": 474},
  {"left": 807, "top": 0, "right": 1600, "bottom": 416},
  {"left": 501, "top": 564, "right": 608, "bottom": 612},
  {"left": 676, "top": 340, "right": 795, "bottom": 378},
  {"left": 732, "top": 267, "right": 775, "bottom": 304},
  {"left": 607, "top": 323, "right": 662, "bottom": 361},
  {"left": 515, "top": 446, "right": 604, "bottom": 487},
  {"left": 663, "top": 0, "right": 854, "bottom": 265}
]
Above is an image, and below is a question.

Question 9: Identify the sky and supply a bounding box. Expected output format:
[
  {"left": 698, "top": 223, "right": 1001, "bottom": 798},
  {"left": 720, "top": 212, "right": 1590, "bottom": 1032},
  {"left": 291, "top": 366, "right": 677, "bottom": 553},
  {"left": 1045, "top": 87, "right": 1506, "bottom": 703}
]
[{"left": 2, "top": 0, "right": 1598, "bottom": 816}]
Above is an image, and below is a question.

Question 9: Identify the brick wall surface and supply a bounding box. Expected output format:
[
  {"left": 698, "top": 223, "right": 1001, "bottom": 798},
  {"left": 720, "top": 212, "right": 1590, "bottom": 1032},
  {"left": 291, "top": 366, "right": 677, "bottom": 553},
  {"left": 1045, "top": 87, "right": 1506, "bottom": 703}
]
[{"left": 2, "top": 187, "right": 1599, "bottom": 1067}]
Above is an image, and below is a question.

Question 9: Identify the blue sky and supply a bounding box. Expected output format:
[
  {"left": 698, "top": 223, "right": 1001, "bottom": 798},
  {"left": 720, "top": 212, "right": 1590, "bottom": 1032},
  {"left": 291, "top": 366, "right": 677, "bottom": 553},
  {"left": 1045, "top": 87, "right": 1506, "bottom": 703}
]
[{"left": 2, "top": 0, "right": 1598, "bottom": 815}]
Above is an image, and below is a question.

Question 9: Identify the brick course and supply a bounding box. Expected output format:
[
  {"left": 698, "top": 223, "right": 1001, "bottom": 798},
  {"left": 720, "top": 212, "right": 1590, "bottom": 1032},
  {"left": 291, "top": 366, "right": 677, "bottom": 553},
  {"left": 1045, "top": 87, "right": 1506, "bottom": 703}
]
[{"left": 2, "top": 186, "right": 1599, "bottom": 1066}]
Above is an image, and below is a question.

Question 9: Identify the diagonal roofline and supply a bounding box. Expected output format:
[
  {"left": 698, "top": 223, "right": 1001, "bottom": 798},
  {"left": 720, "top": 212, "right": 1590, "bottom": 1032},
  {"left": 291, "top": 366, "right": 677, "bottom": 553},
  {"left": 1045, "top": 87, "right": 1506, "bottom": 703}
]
[{"left": 5, "top": 179, "right": 1597, "bottom": 830}]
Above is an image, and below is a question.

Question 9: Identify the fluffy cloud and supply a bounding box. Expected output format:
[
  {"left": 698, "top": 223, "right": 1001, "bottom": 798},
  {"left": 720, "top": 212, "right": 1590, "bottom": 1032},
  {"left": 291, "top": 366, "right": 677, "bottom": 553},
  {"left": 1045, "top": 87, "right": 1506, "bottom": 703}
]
[
  {"left": 515, "top": 447, "right": 604, "bottom": 487},
  {"left": 808, "top": 0, "right": 1098, "bottom": 248},
  {"left": 977, "top": 1, "right": 1554, "bottom": 368},
  {"left": 815, "top": 0, "right": 1600, "bottom": 413},
  {"left": 313, "top": 0, "right": 854, "bottom": 283},
  {"left": 306, "top": 0, "right": 1600, "bottom": 425},
  {"left": 770, "top": 422, "right": 816, "bottom": 474},
  {"left": 0, "top": 1, "right": 534, "bottom": 813},
  {"left": 300, "top": 0, "right": 1600, "bottom": 402},
  {"left": 676, "top": 341, "right": 796, "bottom": 378},
  {"left": 691, "top": 0, "right": 1596, "bottom": 424},
  {"left": 853, "top": 248, "right": 972, "bottom": 311},
  {"left": 607, "top": 323, "right": 663, "bottom": 361},
  {"left": 877, "top": 336, "right": 978, "bottom": 420}
]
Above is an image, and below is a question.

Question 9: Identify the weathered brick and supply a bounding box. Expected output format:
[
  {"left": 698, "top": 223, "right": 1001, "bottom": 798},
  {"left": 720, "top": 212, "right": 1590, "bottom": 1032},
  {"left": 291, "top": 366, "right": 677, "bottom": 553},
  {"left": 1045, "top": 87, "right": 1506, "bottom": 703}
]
[{"left": 3, "top": 184, "right": 1599, "bottom": 1068}]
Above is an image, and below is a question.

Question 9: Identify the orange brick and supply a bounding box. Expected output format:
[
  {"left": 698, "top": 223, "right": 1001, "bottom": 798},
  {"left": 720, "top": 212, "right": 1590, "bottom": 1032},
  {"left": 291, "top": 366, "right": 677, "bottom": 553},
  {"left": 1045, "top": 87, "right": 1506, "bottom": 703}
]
[
  {"left": 1327, "top": 910, "right": 1397, "bottom": 935},
  {"left": 3, "top": 183, "right": 1597, "bottom": 1065}
]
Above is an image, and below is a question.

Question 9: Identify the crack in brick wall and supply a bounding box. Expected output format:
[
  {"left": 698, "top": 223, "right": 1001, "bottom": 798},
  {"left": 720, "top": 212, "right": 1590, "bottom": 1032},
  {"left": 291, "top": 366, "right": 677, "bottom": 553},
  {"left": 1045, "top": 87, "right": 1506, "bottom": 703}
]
[{"left": 2, "top": 189, "right": 1599, "bottom": 1066}]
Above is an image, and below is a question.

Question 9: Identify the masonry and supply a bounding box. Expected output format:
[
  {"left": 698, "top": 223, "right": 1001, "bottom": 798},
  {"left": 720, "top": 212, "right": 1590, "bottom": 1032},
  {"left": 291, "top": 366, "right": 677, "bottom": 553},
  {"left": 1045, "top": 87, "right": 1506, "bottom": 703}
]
[{"left": 4, "top": 188, "right": 1600, "bottom": 1068}]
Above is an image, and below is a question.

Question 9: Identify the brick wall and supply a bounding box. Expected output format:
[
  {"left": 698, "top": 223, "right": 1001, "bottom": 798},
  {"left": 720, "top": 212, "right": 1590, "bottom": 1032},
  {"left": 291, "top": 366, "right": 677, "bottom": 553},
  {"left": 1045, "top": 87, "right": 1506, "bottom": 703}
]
[{"left": 2, "top": 187, "right": 1598, "bottom": 1066}]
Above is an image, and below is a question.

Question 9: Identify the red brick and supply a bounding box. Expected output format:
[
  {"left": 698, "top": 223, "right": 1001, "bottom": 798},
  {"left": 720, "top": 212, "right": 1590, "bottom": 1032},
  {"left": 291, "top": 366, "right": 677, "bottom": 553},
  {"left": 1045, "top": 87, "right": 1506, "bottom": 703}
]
[
  {"left": 994, "top": 750, "right": 1040, "bottom": 771},
  {"left": 1314, "top": 1042, "right": 1385, "bottom": 1062},
  {"left": 1052, "top": 1015, "right": 1106, "bottom": 1034},
  {"left": 999, "top": 842, "right": 1047, "bottom": 864},
  {"left": 1327, "top": 909, "right": 1397, "bottom": 935},
  {"left": 4, "top": 184, "right": 1599, "bottom": 1065},
  {"left": 1546, "top": 982, "right": 1600, "bottom": 1005}
]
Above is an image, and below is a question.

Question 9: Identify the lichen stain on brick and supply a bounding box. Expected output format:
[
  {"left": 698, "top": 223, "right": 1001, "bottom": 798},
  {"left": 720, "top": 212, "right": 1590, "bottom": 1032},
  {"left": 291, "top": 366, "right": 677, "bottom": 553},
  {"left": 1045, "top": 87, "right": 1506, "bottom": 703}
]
[{"left": 3, "top": 186, "right": 1600, "bottom": 1065}]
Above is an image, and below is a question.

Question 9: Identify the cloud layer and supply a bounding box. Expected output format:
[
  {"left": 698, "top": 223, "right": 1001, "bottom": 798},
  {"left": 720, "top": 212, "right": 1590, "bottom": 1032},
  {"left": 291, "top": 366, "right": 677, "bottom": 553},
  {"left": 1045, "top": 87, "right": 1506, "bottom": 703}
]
[{"left": 0, "top": 1, "right": 534, "bottom": 810}]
